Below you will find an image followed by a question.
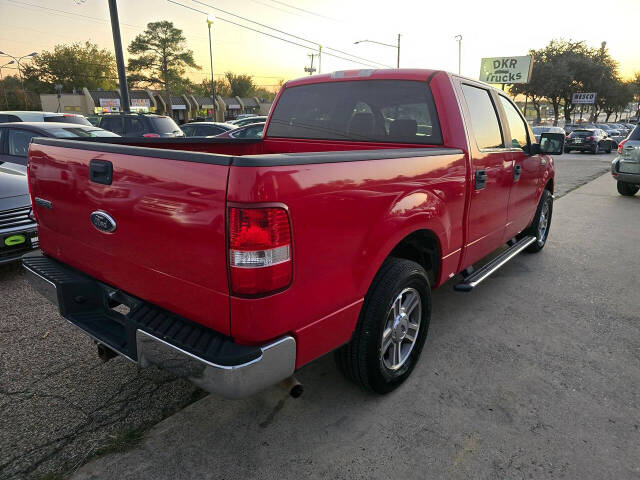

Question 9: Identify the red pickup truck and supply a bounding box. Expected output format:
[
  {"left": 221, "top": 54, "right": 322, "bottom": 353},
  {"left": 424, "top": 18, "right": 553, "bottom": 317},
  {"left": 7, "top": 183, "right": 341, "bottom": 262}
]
[{"left": 23, "top": 69, "right": 563, "bottom": 398}]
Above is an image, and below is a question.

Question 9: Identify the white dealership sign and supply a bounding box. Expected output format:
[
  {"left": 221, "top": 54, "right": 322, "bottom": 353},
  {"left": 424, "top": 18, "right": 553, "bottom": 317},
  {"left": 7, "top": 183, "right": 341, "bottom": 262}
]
[
  {"left": 571, "top": 92, "right": 597, "bottom": 105},
  {"left": 479, "top": 56, "right": 533, "bottom": 84}
]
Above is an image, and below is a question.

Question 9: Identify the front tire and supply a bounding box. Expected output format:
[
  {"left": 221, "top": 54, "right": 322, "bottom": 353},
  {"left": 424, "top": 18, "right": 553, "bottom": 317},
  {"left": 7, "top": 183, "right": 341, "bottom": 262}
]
[
  {"left": 592, "top": 143, "right": 600, "bottom": 154},
  {"left": 617, "top": 181, "right": 640, "bottom": 196},
  {"left": 335, "top": 258, "right": 431, "bottom": 394},
  {"left": 519, "top": 189, "right": 553, "bottom": 253}
]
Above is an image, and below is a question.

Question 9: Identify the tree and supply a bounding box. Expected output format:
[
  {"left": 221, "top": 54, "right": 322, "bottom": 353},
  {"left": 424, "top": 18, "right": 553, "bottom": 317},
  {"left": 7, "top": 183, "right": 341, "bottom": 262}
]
[
  {"left": 22, "top": 41, "right": 117, "bottom": 93},
  {"left": 127, "top": 21, "right": 200, "bottom": 111},
  {"left": 510, "top": 50, "right": 549, "bottom": 125},
  {"left": 194, "top": 78, "right": 231, "bottom": 98},
  {"left": 600, "top": 79, "right": 633, "bottom": 122},
  {"left": 225, "top": 72, "right": 254, "bottom": 97}
]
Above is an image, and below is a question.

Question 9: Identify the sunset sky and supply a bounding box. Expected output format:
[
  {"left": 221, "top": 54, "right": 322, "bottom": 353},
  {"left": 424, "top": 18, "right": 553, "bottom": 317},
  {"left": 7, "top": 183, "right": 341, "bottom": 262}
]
[{"left": 1, "top": 0, "right": 638, "bottom": 90}]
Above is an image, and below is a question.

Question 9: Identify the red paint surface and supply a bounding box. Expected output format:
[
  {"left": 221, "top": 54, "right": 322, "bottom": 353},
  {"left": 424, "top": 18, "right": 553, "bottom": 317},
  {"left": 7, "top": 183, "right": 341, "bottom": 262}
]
[{"left": 28, "top": 69, "right": 554, "bottom": 369}]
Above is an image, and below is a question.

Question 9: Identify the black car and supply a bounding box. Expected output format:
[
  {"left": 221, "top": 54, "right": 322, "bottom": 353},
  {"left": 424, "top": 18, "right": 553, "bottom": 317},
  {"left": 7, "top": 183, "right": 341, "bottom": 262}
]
[
  {"left": 98, "top": 113, "right": 184, "bottom": 138},
  {"left": 564, "top": 128, "right": 615, "bottom": 154},
  {"left": 180, "top": 121, "right": 237, "bottom": 137},
  {"left": 0, "top": 122, "right": 119, "bottom": 264}
]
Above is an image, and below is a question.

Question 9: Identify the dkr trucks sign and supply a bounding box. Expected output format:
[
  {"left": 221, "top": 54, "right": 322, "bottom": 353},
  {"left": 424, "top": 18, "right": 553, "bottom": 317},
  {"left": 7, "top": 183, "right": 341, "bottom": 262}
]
[{"left": 479, "top": 56, "right": 533, "bottom": 84}]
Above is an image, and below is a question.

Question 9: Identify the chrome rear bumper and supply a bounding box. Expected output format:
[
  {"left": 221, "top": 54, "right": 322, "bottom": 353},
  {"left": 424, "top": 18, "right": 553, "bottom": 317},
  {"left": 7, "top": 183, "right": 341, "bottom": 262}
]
[{"left": 23, "top": 253, "right": 296, "bottom": 399}]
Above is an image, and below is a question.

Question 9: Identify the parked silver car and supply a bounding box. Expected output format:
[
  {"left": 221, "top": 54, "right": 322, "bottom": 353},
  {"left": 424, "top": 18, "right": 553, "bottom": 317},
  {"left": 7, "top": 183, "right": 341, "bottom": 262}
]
[{"left": 611, "top": 125, "right": 640, "bottom": 196}]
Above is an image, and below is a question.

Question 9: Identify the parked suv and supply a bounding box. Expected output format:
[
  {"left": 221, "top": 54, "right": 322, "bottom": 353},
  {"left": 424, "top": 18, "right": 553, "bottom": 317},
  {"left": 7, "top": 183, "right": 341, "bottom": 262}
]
[
  {"left": 565, "top": 128, "right": 614, "bottom": 154},
  {"left": 0, "top": 111, "right": 91, "bottom": 126},
  {"left": 611, "top": 125, "right": 640, "bottom": 196},
  {"left": 98, "top": 114, "right": 184, "bottom": 138}
]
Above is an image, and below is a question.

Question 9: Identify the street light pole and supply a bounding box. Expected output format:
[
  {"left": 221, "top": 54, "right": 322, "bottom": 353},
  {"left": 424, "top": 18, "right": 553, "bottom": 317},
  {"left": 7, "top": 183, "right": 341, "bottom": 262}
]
[
  {"left": 0, "top": 52, "right": 37, "bottom": 109},
  {"left": 0, "top": 60, "right": 15, "bottom": 109},
  {"left": 455, "top": 35, "right": 462, "bottom": 74},
  {"left": 207, "top": 13, "right": 216, "bottom": 121},
  {"left": 354, "top": 35, "right": 401, "bottom": 68},
  {"left": 107, "top": 0, "right": 130, "bottom": 113}
]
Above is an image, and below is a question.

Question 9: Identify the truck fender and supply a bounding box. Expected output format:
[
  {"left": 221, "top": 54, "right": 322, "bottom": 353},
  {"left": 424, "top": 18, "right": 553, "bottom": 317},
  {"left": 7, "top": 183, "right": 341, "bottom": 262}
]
[{"left": 356, "top": 189, "right": 450, "bottom": 297}]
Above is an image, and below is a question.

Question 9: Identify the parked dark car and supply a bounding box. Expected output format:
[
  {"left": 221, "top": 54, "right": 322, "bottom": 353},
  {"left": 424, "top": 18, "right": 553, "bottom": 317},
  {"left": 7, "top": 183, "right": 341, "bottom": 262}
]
[
  {"left": 98, "top": 114, "right": 184, "bottom": 138},
  {"left": 181, "top": 122, "right": 237, "bottom": 137},
  {"left": 0, "top": 111, "right": 92, "bottom": 126},
  {"left": 564, "top": 128, "right": 614, "bottom": 154},
  {"left": 611, "top": 124, "right": 640, "bottom": 196},
  {"left": 213, "top": 122, "right": 265, "bottom": 139}
]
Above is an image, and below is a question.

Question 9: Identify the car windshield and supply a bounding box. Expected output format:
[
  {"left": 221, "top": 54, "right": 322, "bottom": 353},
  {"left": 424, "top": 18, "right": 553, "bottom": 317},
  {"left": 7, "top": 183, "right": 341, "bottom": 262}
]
[
  {"left": 47, "top": 127, "right": 120, "bottom": 138},
  {"left": 150, "top": 116, "right": 182, "bottom": 134},
  {"left": 44, "top": 115, "right": 92, "bottom": 126},
  {"left": 531, "top": 127, "right": 549, "bottom": 134}
]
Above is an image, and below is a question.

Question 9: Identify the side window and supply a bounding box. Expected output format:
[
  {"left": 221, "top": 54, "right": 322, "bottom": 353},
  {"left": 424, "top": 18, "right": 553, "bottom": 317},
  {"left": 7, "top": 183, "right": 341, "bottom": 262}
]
[
  {"left": 124, "top": 117, "right": 143, "bottom": 135},
  {"left": 8, "top": 129, "right": 38, "bottom": 157},
  {"left": 461, "top": 84, "right": 503, "bottom": 149},
  {"left": 499, "top": 96, "right": 529, "bottom": 149}
]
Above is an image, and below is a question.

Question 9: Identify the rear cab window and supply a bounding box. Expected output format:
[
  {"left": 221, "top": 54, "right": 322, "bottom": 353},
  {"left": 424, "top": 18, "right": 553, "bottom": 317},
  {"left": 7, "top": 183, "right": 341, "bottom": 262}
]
[{"left": 266, "top": 80, "right": 442, "bottom": 145}]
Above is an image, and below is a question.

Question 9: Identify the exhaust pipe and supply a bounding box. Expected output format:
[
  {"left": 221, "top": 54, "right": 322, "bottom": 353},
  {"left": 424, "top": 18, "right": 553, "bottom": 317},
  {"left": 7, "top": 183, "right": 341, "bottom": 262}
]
[{"left": 280, "top": 376, "right": 303, "bottom": 398}]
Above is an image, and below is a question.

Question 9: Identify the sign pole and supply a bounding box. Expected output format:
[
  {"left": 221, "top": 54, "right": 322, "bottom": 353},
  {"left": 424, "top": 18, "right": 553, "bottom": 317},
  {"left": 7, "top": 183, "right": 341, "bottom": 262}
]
[{"left": 108, "top": 0, "right": 130, "bottom": 113}]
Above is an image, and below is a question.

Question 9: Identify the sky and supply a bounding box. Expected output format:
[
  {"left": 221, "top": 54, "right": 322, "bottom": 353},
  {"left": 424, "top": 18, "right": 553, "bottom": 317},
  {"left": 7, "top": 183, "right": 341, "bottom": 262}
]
[{"left": 0, "top": 0, "right": 639, "bottom": 91}]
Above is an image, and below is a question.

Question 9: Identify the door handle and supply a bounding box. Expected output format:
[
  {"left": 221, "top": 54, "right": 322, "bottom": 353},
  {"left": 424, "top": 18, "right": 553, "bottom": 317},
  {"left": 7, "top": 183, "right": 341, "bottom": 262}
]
[
  {"left": 475, "top": 169, "right": 487, "bottom": 190},
  {"left": 513, "top": 164, "right": 522, "bottom": 181},
  {"left": 89, "top": 159, "right": 113, "bottom": 185}
]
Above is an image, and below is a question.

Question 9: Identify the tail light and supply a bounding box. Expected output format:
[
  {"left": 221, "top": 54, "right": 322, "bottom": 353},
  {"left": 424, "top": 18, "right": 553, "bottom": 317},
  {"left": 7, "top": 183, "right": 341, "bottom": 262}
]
[
  {"left": 228, "top": 207, "right": 292, "bottom": 295},
  {"left": 143, "top": 133, "right": 160, "bottom": 138},
  {"left": 617, "top": 139, "right": 627, "bottom": 154},
  {"left": 586, "top": 136, "right": 594, "bottom": 141}
]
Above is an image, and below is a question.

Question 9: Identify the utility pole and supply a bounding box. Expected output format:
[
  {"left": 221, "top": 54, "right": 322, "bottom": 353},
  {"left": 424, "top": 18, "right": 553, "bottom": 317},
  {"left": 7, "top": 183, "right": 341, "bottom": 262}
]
[
  {"left": 318, "top": 45, "right": 322, "bottom": 74},
  {"left": 354, "top": 35, "right": 401, "bottom": 68},
  {"left": 207, "top": 14, "right": 216, "bottom": 120},
  {"left": 304, "top": 54, "right": 317, "bottom": 75},
  {"left": 108, "top": 0, "right": 130, "bottom": 113},
  {"left": 397, "top": 34, "right": 401, "bottom": 68}
]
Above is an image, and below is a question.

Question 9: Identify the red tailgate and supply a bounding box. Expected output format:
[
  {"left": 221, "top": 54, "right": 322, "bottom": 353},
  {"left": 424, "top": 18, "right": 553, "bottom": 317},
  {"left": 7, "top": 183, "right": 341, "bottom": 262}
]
[{"left": 28, "top": 139, "right": 231, "bottom": 335}]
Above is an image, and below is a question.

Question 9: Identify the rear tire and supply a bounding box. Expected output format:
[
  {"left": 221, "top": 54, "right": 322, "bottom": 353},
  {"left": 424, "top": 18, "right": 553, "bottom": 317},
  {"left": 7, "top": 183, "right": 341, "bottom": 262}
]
[
  {"left": 592, "top": 143, "right": 599, "bottom": 154},
  {"left": 518, "top": 189, "right": 553, "bottom": 253},
  {"left": 335, "top": 258, "right": 431, "bottom": 394},
  {"left": 564, "top": 148, "right": 571, "bottom": 153},
  {"left": 617, "top": 181, "right": 640, "bottom": 196}
]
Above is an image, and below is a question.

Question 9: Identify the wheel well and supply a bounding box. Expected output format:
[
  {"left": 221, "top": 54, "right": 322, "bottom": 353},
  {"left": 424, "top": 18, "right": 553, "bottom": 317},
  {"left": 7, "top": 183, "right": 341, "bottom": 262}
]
[
  {"left": 388, "top": 230, "right": 440, "bottom": 285},
  {"left": 545, "top": 178, "right": 554, "bottom": 194}
]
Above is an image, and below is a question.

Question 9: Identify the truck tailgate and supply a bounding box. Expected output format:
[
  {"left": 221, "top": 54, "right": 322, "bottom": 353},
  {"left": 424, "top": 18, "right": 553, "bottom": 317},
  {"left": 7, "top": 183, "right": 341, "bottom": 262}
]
[{"left": 28, "top": 138, "right": 232, "bottom": 335}]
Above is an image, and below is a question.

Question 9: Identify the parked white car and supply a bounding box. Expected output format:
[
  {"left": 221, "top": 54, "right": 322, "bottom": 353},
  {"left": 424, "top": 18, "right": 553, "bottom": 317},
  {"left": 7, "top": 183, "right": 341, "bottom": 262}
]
[{"left": 0, "top": 111, "right": 92, "bottom": 126}]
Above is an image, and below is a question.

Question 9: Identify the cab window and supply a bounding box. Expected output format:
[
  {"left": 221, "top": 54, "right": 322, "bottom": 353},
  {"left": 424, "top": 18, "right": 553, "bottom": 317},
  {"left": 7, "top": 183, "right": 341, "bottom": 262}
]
[
  {"left": 499, "top": 96, "right": 529, "bottom": 149},
  {"left": 461, "top": 84, "right": 503, "bottom": 150}
]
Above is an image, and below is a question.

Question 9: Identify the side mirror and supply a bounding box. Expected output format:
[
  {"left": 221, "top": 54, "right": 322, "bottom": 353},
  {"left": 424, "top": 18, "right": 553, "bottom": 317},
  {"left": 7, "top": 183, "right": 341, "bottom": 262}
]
[{"left": 532, "top": 132, "right": 564, "bottom": 155}]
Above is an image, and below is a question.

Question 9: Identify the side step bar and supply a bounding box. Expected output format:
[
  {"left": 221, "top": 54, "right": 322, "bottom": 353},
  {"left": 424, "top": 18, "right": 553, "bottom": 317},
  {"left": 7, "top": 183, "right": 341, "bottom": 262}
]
[{"left": 454, "top": 236, "right": 537, "bottom": 292}]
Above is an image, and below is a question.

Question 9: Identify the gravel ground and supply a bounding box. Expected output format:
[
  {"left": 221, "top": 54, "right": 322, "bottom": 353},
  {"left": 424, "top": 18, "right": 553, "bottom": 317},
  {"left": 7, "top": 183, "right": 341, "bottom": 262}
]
[{"left": 0, "top": 150, "right": 618, "bottom": 479}]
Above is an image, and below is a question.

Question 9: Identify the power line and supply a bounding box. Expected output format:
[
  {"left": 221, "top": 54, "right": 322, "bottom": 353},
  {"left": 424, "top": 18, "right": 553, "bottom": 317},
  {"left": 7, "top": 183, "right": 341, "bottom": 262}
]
[
  {"left": 186, "top": 0, "right": 392, "bottom": 68},
  {"left": 266, "top": 0, "right": 337, "bottom": 21}
]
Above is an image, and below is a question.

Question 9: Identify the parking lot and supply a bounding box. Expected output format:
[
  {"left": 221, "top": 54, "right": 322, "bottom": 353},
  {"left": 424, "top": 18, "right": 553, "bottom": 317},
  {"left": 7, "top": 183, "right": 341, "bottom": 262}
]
[{"left": 2, "top": 151, "right": 636, "bottom": 480}]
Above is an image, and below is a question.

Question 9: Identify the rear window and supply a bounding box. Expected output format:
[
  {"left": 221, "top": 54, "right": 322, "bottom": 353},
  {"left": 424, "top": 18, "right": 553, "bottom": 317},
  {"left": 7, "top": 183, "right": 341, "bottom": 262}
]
[
  {"left": 569, "top": 130, "right": 593, "bottom": 137},
  {"left": 150, "top": 116, "right": 181, "bottom": 134},
  {"left": 266, "top": 80, "right": 442, "bottom": 144},
  {"left": 44, "top": 115, "right": 92, "bottom": 126}
]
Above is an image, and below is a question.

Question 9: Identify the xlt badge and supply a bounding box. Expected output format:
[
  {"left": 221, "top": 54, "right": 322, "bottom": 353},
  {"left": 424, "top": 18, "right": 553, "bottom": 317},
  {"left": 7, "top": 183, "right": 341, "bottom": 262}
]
[{"left": 90, "top": 211, "right": 117, "bottom": 233}]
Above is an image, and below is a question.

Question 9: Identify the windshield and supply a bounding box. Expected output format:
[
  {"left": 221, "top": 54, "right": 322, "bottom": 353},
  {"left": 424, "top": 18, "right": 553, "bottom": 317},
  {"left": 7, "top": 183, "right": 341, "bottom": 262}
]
[
  {"left": 44, "top": 115, "right": 92, "bottom": 126},
  {"left": 150, "top": 117, "right": 182, "bottom": 134},
  {"left": 47, "top": 127, "right": 120, "bottom": 138}
]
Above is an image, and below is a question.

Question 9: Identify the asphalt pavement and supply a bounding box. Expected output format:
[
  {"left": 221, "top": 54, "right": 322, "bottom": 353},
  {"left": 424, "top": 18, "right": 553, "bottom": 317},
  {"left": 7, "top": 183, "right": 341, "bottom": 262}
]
[{"left": 0, "top": 151, "right": 628, "bottom": 479}]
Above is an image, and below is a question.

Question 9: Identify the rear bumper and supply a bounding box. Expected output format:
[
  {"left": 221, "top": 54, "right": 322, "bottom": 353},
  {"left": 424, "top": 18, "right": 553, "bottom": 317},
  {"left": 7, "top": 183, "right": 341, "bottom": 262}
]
[
  {"left": 611, "top": 158, "right": 640, "bottom": 184},
  {"left": 22, "top": 252, "right": 295, "bottom": 398}
]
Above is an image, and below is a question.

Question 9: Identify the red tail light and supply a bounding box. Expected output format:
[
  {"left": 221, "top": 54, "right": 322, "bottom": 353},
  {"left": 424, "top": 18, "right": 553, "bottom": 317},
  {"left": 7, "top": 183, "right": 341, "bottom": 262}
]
[
  {"left": 143, "top": 133, "right": 160, "bottom": 138},
  {"left": 586, "top": 136, "right": 594, "bottom": 141},
  {"left": 228, "top": 207, "right": 292, "bottom": 295},
  {"left": 617, "top": 139, "right": 627, "bottom": 154}
]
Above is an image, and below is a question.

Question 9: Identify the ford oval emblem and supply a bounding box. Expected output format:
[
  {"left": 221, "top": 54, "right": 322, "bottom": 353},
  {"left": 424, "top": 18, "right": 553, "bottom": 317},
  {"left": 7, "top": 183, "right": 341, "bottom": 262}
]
[{"left": 90, "top": 211, "right": 117, "bottom": 233}]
